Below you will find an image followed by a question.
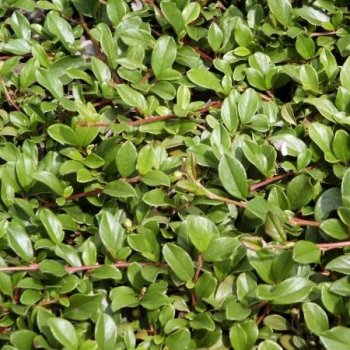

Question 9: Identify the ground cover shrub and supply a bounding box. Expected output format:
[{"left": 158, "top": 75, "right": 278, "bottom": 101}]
[{"left": 0, "top": 0, "right": 350, "bottom": 349}]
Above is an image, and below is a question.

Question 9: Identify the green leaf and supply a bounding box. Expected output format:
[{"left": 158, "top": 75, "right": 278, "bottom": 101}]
[
  {"left": 36, "top": 68, "right": 64, "bottom": 100},
  {"left": 48, "top": 318, "right": 79, "bottom": 350},
  {"left": 116, "top": 141, "right": 137, "bottom": 177},
  {"left": 137, "top": 144, "right": 155, "bottom": 175},
  {"left": 95, "top": 313, "right": 117, "bottom": 350},
  {"left": 286, "top": 174, "right": 314, "bottom": 210},
  {"left": 320, "top": 219, "right": 349, "bottom": 240},
  {"left": 103, "top": 180, "right": 137, "bottom": 198},
  {"left": 46, "top": 11, "right": 75, "bottom": 50},
  {"left": 230, "top": 319, "right": 258, "bottom": 350},
  {"left": 143, "top": 189, "right": 171, "bottom": 206},
  {"left": 315, "top": 188, "right": 342, "bottom": 221},
  {"left": 238, "top": 88, "right": 259, "bottom": 123},
  {"left": 342, "top": 169, "right": 350, "bottom": 207},
  {"left": 99, "top": 23, "right": 118, "bottom": 69},
  {"left": 64, "top": 294, "right": 103, "bottom": 320},
  {"left": 295, "top": 6, "right": 330, "bottom": 26},
  {"left": 91, "top": 57, "right": 111, "bottom": 84},
  {"left": 99, "top": 211, "right": 125, "bottom": 258},
  {"left": 151, "top": 36, "right": 177, "bottom": 78},
  {"left": 341, "top": 57, "right": 350, "bottom": 90},
  {"left": 163, "top": 243, "right": 194, "bottom": 282},
  {"left": 256, "top": 277, "right": 315, "bottom": 304},
  {"left": 32, "top": 171, "right": 66, "bottom": 197},
  {"left": 7, "top": 221, "right": 34, "bottom": 262},
  {"left": 182, "top": 2, "right": 200, "bottom": 25},
  {"left": 116, "top": 84, "right": 148, "bottom": 114},
  {"left": 320, "top": 48, "right": 338, "bottom": 80},
  {"left": 187, "top": 69, "right": 223, "bottom": 93},
  {"left": 221, "top": 91, "right": 239, "bottom": 132},
  {"left": 10, "top": 330, "right": 36, "bottom": 350},
  {"left": 270, "top": 134, "right": 307, "bottom": 157},
  {"left": 309, "top": 122, "right": 333, "bottom": 153},
  {"left": 296, "top": 35, "right": 315, "bottom": 59},
  {"left": 110, "top": 286, "right": 139, "bottom": 311},
  {"left": 160, "top": 1, "right": 185, "bottom": 36},
  {"left": 140, "top": 281, "right": 170, "bottom": 309},
  {"left": 326, "top": 255, "right": 350, "bottom": 275},
  {"left": 187, "top": 215, "right": 219, "bottom": 253},
  {"left": 142, "top": 170, "right": 170, "bottom": 187},
  {"left": 320, "top": 326, "right": 350, "bottom": 350},
  {"left": 302, "top": 302, "right": 329, "bottom": 335},
  {"left": 48, "top": 124, "right": 78, "bottom": 146},
  {"left": 305, "top": 97, "right": 338, "bottom": 122},
  {"left": 204, "top": 237, "right": 241, "bottom": 262},
  {"left": 165, "top": 328, "right": 191, "bottom": 350},
  {"left": 258, "top": 340, "right": 283, "bottom": 350},
  {"left": 267, "top": 0, "right": 292, "bottom": 26},
  {"left": 208, "top": 23, "right": 223, "bottom": 52},
  {"left": 39, "top": 208, "right": 64, "bottom": 244},
  {"left": 218, "top": 154, "right": 249, "bottom": 199},
  {"left": 300, "top": 64, "right": 319, "bottom": 92},
  {"left": 293, "top": 241, "right": 321, "bottom": 264}
]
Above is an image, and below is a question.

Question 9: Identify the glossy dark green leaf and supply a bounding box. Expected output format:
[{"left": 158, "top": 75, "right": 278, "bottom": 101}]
[
  {"left": 219, "top": 154, "right": 249, "bottom": 199},
  {"left": 267, "top": 0, "right": 292, "bottom": 26},
  {"left": 256, "top": 277, "right": 315, "bottom": 304},
  {"left": 48, "top": 318, "right": 79, "bottom": 350},
  {"left": 163, "top": 243, "right": 194, "bottom": 282},
  {"left": 187, "top": 215, "right": 219, "bottom": 253},
  {"left": 103, "top": 180, "right": 137, "bottom": 198},
  {"left": 39, "top": 208, "right": 64, "bottom": 244},
  {"left": 7, "top": 221, "right": 34, "bottom": 262},
  {"left": 95, "top": 313, "right": 117, "bottom": 350}
]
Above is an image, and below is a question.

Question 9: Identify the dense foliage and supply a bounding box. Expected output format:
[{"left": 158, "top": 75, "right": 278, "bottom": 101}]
[{"left": 1, "top": 0, "right": 350, "bottom": 349}]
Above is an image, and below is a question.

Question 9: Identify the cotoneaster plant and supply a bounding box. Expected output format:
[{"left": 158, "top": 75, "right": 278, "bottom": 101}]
[{"left": 0, "top": 0, "right": 350, "bottom": 349}]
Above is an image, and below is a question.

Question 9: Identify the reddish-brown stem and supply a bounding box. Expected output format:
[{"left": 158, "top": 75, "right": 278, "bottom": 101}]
[
  {"left": 317, "top": 241, "right": 350, "bottom": 251},
  {"left": 250, "top": 173, "right": 294, "bottom": 191},
  {"left": 79, "top": 14, "right": 106, "bottom": 62},
  {"left": 191, "top": 255, "right": 204, "bottom": 309},
  {"left": 0, "top": 79, "right": 20, "bottom": 111},
  {"left": 128, "top": 114, "right": 176, "bottom": 126},
  {"left": 124, "top": 175, "right": 141, "bottom": 184},
  {"left": 78, "top": 114, "right": 176, "bottom": 128},
  {"left": 289, "top": 217, "right": 321, "bottom": 228},
  {"left": 257, "top": 304, "right": 271, "bottom": 325},
  {"left": 198, "top": 100, "right": 222, "bottom": 114},
  {"left": 194, "top": 255, "right": 203, "bottom": 282},
  {"left": 192, "top": 47, "right": 213, "bottom": 62},
  {"left": 67, "top": 188, "right": 103, "bottom": 201},
  {"left": 0, "top": 261, "right": 168, "bottom": 273},
  {"left": 310, "top": 31, "right": 337, "bottom": 37},
  {"left": 260, "top": 93, "right": 273, "bottom": 102}
]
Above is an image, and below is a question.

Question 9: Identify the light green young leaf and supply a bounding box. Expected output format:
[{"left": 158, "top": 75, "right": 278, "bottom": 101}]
[{"left": 187, "top": 69, "right": 223, "bottom": 93}]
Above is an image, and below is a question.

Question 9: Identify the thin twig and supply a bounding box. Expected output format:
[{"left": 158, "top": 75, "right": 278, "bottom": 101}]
[
  {"left": 289, "top": 217, "right": 321, "bottom": 228},
  {"left": 191, "top": 255, "right": 203, "bottom": 309},
  {"left": 250, "top": 173, "right": 294, "bottom": 191},
  {"left": 257, "top": 303, "right": 271, "bottom": 325},
  {"left": 192, "top": 47, "right": 213, "bottom": 62},
  {"left": 196, "top": 182, "right": 321, "bottom": 227},
  {"left": 124, "top": 175, "right": 141, "bottom": 184},
  {"left": 310, "top": 31, "right": 337, "bottom": 37},
  {"left": 0, "top": 261, "right": 168, "bottom": 273},
  {"left": 79, "top": 14, "right": 106, "bottom": 62},
  {"left": 317, "top": 241, "right": 350, "bottom": 251},
  {"left": 0, "top": 79, "right": 20, "bottom": 111},
  {"left": 67, "top": 188, "right": 103, "bottom": 201},
  {"left": 260, "top": 93, "right": 273, "bottom": 102}
]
